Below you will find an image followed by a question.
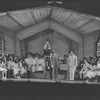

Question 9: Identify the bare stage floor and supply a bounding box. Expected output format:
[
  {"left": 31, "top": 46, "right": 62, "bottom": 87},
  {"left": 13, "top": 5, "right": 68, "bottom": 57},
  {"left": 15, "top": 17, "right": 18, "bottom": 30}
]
[{"left": 1, "top": 78, "right": 100, "bottom": 85}]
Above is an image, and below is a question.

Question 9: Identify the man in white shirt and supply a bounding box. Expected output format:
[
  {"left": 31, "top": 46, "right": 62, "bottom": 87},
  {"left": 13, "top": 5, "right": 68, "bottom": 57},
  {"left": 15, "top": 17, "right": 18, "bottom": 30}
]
[{"left": 67, "top": 51, "right": 78, "bottom": 81}]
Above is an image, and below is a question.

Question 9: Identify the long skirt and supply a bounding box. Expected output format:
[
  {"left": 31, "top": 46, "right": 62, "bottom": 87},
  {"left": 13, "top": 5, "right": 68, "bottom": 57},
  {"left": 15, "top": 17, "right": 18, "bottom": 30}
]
[
  {"left": 12, "top": 68, "right": 20, "bottom": 75},
  {"left": 85, "top": 70, "right": 96, "bottom": 79}
]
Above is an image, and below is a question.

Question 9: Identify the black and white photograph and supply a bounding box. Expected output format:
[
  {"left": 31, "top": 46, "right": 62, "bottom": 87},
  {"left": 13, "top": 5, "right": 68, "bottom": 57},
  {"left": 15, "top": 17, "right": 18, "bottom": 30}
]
[{"left": 0, "top": 0, "right": 100, "bottom": 100}]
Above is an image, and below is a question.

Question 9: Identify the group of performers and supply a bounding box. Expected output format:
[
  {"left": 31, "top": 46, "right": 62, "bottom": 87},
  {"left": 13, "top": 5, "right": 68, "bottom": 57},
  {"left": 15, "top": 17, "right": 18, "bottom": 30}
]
[
  {"left": 0, "top": 53, "right": 46, "bottom": 79},
  {"left": 78, "top": 56, "right": 100, "bottom": 82},
  {"left": 0, "top": 54, "right": 27, "bottom": 79},
  {"left": 0, "top": 39, "right": 100, "bottom": 82}
]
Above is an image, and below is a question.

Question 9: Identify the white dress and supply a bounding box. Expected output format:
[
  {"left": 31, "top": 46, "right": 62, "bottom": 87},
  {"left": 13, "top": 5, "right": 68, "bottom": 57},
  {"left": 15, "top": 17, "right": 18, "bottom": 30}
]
[
  {"left": 12, "top": 62, "right": 20, "bottom": 75},
  {"left": 85, "top": 65, "right": 96, "bottom": 79}
]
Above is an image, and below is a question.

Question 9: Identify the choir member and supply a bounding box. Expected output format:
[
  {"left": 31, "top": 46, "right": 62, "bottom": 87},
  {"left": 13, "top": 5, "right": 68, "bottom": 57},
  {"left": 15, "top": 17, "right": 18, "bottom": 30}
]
[
  {"left": 7, "top": 56, "right": 14, "bottom": 78},
  {"left": 0, "top": 58, "right": 7, "bottom": 79},
  {"left": 96, "top": 57, "right": 100, "bottom": 78},
  {"left": 18, "top": 59, "right": 27, "bottom": 78},
  {"left": 80, "top": 58, "right": 90, "bottom": 79},
  {"left": 31, "top": 54, "right": 36, "bottom": 73},
  {"left": 13, "top": 58, "right": 21, "bottom": 78},
  {"left": 25, "top": 53, "right": 33, "bottom": 78},
  {"left": 38, "top": 55, "right": 45, "bottom": 72}
]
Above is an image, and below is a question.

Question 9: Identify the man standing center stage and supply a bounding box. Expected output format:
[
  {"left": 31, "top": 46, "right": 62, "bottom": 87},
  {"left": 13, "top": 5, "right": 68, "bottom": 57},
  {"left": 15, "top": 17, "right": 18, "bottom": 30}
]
[
  {"left": 67, "top": 51, "right": 78, "bottom": 81},
  {"left": 50, "top": 50, "right": 59, "bottom": 80}
]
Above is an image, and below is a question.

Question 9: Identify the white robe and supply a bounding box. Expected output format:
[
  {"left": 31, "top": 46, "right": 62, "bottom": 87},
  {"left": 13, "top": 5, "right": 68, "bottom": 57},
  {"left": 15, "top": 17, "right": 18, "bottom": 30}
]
[
  {"left": 25, "top": 57, "right": 33, "bottom": 70},
  {"left": 31, "top": 59, "right": 36, "bottom": 72}
]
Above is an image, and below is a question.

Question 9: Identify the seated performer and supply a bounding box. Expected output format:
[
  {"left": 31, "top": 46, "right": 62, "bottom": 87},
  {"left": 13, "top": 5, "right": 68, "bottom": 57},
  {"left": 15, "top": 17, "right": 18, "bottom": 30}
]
[
  {"left": 25, "top": 53, "right": 33, "bottom": 78},
  {"left": 75, "top": 60, "right": 84, "bottom": 80},
  {"left": 96, "top": 57, "right": 100, "bottom": 78},
  {"left": 80, "top": 57, "right": 90, "bottom": 80},
  {"left": 85, "top": 57, "right": 97, "bottom": 81},
  {"left": 44, "top": 39, "right": 51, "bottom": 56},
  {"left": 7, "top": 57, "right": 14, "bottom": 78},
  {"left": 31, "top": 54, "right": 36, "bottom": 73},
  {"left": 13, "top": 59, "right": 21, "bottom": 78},
  {"left": 0, "top": 58, "right": 7, "bottom": 79},
  {"left": 18, "top": 59, "right": 27, "bottom": 78}
]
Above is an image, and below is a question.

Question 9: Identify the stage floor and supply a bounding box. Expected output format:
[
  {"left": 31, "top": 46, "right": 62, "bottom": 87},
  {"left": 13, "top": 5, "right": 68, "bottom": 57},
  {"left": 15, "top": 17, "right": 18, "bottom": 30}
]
[{"left": 1, "top": 78, "right": 100, "bottom": 85}]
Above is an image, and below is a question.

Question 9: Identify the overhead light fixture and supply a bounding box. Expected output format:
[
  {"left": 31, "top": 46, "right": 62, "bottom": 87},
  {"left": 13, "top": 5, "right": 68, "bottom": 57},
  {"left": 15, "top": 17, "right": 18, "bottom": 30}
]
[{"left": 47, "top": 1, "right": 62, "bottom": 5}]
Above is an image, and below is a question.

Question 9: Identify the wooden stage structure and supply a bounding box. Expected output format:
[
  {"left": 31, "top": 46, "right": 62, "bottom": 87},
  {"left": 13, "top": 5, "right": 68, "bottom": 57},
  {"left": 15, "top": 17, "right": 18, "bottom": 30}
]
[{"left": 1, "top": 78, "right": 100, "bottom": 85}]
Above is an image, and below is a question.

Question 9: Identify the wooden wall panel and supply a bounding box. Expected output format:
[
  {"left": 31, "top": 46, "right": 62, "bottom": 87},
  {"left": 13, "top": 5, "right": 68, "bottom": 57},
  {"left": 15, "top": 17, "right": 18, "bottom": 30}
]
[
  {"left": 72, "top": 41, "right": 79, "bottom": 58},
  {"left": 3, "top": 33, "right": 14, "bottom": 53},
  {"left": 28, "top": 31, "right": 72, "bottom": 57},
  {"left": 83, "top": 30, "right": 100, "bottom": 58}
]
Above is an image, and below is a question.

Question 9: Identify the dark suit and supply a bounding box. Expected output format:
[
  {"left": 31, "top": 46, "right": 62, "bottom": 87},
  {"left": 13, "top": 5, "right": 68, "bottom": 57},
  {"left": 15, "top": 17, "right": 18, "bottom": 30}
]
[{"left": 50, "top": 53, "right": 59, "bottom": 80}]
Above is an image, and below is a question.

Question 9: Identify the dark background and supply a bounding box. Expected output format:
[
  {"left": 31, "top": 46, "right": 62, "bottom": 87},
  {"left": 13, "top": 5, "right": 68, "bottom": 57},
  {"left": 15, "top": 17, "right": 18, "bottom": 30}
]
[
  {"left": 0, "top": 81, "right": 100, "bottom": 100},
  {"left": 0, "top": 0, "right": 100, "bottom": 17}
]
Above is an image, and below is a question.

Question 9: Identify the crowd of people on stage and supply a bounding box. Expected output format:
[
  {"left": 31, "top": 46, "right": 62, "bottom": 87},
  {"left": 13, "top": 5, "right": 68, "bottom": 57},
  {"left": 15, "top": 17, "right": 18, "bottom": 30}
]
[
  {"left": 75, "top": 55, "right": 100, "bottom": 82},
  {"left": 0, "top": 51, "right": 100, "bottom": 82},
  {"left": 0, "top": 39, "right": 100, "bottom": 82},
  {"left": 0, "top": 53, "right": 45, "bottom": 79}
]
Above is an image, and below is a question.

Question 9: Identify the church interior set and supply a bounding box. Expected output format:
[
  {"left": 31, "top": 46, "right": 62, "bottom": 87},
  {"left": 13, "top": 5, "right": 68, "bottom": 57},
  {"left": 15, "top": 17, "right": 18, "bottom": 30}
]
[{"left": 0, "top": 1, "right": 100, "bottom": 83}]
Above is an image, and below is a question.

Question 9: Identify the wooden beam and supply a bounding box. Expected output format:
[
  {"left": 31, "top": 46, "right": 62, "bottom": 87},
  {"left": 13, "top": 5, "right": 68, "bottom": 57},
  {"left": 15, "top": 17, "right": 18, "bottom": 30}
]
[
  {"left": 16, "top": 19, "right": 83, "bottom": 43},
  {"left": 49, "top": 19, "right": 83, "bottom": 43},
  {"left": 7, "top": 14, "right": 24, "bottom": 28},
  {"left": 25, "top": 28, "right": 53, "bottom": 43},
  {"left": 16, "top": 20, "right": 49, "bottom": 40},
  {"left": 0, "top": 25, "right": 14, "bottom": 37},
  {"left": 76, "top": 19, "right": 94, "bottom": 30}
]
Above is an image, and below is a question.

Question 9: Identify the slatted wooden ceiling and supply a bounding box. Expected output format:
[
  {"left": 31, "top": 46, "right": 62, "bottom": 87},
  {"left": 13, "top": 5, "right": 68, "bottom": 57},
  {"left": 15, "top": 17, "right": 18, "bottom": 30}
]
[{"left": 0, "top": 6, "right": 100, "bottom": 34}]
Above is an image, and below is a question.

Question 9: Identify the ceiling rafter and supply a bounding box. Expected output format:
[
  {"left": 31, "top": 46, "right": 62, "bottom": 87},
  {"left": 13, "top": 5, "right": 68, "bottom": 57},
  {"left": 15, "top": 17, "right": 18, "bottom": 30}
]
[
  {"left": 15, "top": 18, "right": 49, "bottom": 34},
  {"left": 0, "top": 6, "right": 100, "bottom": 35},
  {"left": 50, "top": 18, "right": 83, "bottom": 35},
  {"left": 49, "top": 20, "right": 82, "bottom": 43},
  {"left": 7, "top": 13, "right": 24, "bottom": 29},
  {"left": 75, "top": 19, "right": 94, "bottom": 30}
]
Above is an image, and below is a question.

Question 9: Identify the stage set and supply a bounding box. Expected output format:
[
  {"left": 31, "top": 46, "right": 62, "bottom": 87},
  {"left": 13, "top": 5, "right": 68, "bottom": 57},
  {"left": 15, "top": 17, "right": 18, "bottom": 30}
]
[{"left": 0, "top": 5, "right": 100, "bottom": 85}]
